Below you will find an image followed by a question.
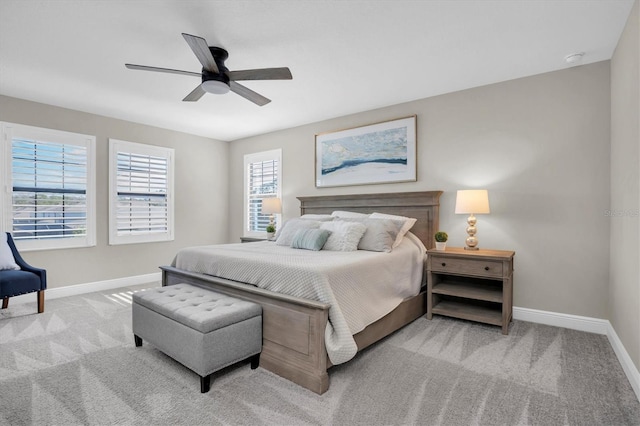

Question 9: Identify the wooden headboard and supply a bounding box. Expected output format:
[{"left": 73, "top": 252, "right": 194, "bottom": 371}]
[{"left": 297, "top": 191, "right": 442, "bottom": 248}]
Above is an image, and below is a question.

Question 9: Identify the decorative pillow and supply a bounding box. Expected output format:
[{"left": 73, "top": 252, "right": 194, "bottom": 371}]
[
  {"left": 369, "top": 212, "right": 418, "bottom": 248},
  {"left": 336, "top": 217, "right": 404, "bottom": 252},
  {"left": 300, "top": 214, "right": 334, "bottom": 221},
  {"left": 320, "top": 221, "right": 367, "bottom": 252},
  {"left": 275, "top": 219, "right": 321, "bottom": 246},
  {"left": 290, "top": 229, "right": 331, "bottom": 251},
  {"left": 0, "top": 233, "right": 20, "bottom": 271},
  {"left": 331, "top": 210, "right": 369, "bottom": 219}
]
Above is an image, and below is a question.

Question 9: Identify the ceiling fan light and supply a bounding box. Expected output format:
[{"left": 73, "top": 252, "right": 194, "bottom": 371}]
[{"left": 202, "top": 80, "right": 230, "bottom": 94}]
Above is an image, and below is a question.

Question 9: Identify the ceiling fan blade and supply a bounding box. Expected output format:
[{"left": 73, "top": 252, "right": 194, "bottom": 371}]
[
  {"left": 229, "top": 81, "right": 271, "bottom": 106},
  {"left": 182, "top": 33, "right": 219, "bottom": 73},
  {"left": 125, "top": 64, "right": 201, "bottom": 77},
  {"left": 182, "top": 84, "right": 207, "bottom": 102},
  {"left": 226, "top": 67, "right": 292, "bottom": 81}
]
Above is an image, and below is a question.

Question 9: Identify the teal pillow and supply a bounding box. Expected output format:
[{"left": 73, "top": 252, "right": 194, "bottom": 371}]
[{"left": 290, "top": 229, "right": 331, "bottom": 251}]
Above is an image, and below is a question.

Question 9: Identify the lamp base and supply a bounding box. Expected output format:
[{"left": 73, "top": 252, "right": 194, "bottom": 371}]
[{"left": 464, "top": 215, "right": 479, "bottom": 250}]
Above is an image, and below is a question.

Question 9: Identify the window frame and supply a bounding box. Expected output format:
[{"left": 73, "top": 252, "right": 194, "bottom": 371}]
[
  {"left": 1, "top": 122, "right": 97, "bottom": 251},
  {"left": 108, "top": 138, "right": 175, "bottom": 245},
  {"left": 243, "top": 149, "right": 282, "bottom": 238}
]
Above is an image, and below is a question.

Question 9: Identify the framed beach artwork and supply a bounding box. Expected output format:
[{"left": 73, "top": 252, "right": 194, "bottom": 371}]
[{"left": 315, "top": 115, "right": 417, "bottom": 188}]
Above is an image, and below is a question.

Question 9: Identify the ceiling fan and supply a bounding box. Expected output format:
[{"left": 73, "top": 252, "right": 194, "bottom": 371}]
[{"left": 125, "top": 33, "right": 292, "bottom": 106}]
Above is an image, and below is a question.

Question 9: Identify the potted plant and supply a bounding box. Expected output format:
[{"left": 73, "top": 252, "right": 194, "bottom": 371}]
[
  {"left": 434, "top": 231, "right": 448, "bottom": 251},
  {"left": 266, "top": 224, "right": 276, "bottom": 240}
]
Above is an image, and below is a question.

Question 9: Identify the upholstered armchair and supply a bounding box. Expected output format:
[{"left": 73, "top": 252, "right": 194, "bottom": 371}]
[{"left": 0, "top": 232, "right": 47, "bottom": 313}]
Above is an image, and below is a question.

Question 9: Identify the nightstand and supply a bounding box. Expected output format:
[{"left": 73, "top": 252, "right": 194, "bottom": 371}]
[
  {"left": 240, "top": 237, "right": 267, "bottom": 243},
  {"left": 426, "top": 247, "right": 515, "bottom": 334}
]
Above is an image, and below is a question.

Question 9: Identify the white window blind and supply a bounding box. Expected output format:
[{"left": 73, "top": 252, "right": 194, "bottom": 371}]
[
  {"left": 116, "top": 152, "right": 168, "bottom": 234},
  {"left": 244, "top": 149, "right": 281, "bottom": 236},
  {"left": 12, "top": 140, "right": 88, "bottom": 240},
  {"left": 1, "top": 122, "right": 96, "bottom": 251},
  {"left": 109, "top": 139, "right": 174, "bottom": 245}
]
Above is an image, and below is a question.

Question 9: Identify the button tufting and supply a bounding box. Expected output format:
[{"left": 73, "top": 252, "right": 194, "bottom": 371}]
[{"left": 135, "top": 284, "right": 261, "bottom": 335}]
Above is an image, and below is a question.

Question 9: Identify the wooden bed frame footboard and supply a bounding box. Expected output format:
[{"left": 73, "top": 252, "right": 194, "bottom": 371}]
[
  {"left": 162, "top": 190, "right": 442, "bottom": 394},
  {"left": 162, "top": 265, "right": 332, "bottom": 394}
]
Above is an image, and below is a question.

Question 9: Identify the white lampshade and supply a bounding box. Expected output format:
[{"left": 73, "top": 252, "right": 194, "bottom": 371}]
[
  {"left": 455, "top": 190, "right": 490, "bottom": 214},
  {"left": 261, "top": 197, "right": 282, "bottom": 215}
]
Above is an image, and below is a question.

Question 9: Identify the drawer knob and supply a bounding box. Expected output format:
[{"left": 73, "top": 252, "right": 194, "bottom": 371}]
[
  {"left": 484, "top": 266, "right": 490, "bottom": 271},
  {"left": 441, "top": 262, "right": 446, "bottom": 267}
]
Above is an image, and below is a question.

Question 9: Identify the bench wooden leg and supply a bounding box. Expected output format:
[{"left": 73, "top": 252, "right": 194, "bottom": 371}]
[
  {"left": 1, "top": 298, "right": 8, "bottom": 309},
  {"left": 200, "top": 374, "right": 212, "bottom": 393},
  {"left": 37, "top": 291, "right": 44, "bottom": 313},
  {"left": 134, "top": 335, "right": 142, "bottom": 347},
  {"left": 250, "top": 353, "right": 260, "bottom": 369}
]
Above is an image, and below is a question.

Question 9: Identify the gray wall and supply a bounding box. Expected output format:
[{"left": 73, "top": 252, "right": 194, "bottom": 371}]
[
  {"left": 0, "top": 95, "right": 229, "bottom": 288},
  {"left": 229, "top": 62, "right": 612, "bottom": 319},
  {"left": 610, "top": 0, "right": 639, "bottom": 371}
]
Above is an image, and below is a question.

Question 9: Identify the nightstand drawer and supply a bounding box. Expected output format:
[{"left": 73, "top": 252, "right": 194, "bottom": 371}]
[{"left": 430, "top": 257, "right": 503, "bottom": 278}]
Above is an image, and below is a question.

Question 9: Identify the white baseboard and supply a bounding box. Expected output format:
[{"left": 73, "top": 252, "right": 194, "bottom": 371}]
[
  {"left": 6, "top": 272, "right": 161, "bottom": 306},
  {"left": 513, "top": 306, "right": 609, "bottom": 334},
  {"left": 514, "top": 306, "right": 640, "bottom": 402},
  {"left": 606, "top": 322, "right": 640, "bottom": 402}
]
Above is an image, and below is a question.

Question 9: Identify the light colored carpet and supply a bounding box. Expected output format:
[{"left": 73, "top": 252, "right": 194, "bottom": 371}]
[{"left": 0, "top": 283, "right": 638, "bottom": 425}]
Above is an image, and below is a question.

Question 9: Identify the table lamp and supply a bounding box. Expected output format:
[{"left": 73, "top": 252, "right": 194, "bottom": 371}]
[
  {"left": 455, "top": 189, "right": 490, "bottom": 250},
  {"left": 261, "top": 197, "right": 282, "bottom": 229}
]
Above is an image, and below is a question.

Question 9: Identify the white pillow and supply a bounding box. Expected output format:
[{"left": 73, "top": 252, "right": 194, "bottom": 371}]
[
  {"left": 335, "top": 217, "right": 404, "bottom": 252},
  {"left": 369, "top": 212, "right": 417, "bottom": 248},
  {"left": 331, "top": 210, "right": 369, "bottom": 219},
  {"left": 0, "top": 233, "right": 20, "bottom": 271},
  {"left": 275, "top": 219, "right": 321, "bottom": 246},
  {"left": 320, "top": 221, "right": 367, "bottom": 251}
]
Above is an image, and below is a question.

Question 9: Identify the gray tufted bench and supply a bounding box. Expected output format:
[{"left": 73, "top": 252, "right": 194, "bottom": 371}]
[{"left": 132, "top": 283, "right": 262, "bottom": 393}]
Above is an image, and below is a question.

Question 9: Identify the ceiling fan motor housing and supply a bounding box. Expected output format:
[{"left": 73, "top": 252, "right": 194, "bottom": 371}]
[{"left": 203, "top": 47, "right": 230, "bottom": 84}]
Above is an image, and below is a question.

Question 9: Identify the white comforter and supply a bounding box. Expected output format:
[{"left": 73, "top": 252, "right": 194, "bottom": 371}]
[{"left": 172, "top": 234, "right": 426, "bottom": 364}]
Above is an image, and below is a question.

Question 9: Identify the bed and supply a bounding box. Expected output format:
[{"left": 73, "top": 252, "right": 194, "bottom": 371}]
[{"left": 161, "top": 191, "right": 442, "bottom": 394}]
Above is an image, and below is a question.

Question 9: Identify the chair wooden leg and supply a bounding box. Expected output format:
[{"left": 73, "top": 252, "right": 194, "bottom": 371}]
[
  {"left": 37, "top": 291, "right": 44, "bottom": 313},
  {"left": 1, "top": 298, "right": 8, "bottom": 309}
]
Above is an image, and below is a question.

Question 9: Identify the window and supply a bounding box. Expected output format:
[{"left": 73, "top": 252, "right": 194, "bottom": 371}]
[
  {"left": 244, "top": 149, "right": 281, "bottom": 237},
  {"left": 109, "top": 139, "right": 174, "bottom": 245},
  {"left": 1, "top": 122, "right": 96, "bottom": 251}
]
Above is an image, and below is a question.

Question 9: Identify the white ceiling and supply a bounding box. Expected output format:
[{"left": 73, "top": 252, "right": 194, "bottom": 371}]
[{"left": 0, "top": 0, "right": 634, "bottom": 142}]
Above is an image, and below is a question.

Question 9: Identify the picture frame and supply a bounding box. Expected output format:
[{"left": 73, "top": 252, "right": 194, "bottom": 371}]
[{"left": 315, "top": 115, "right": 417, "bottom": 188}]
